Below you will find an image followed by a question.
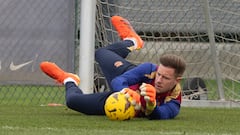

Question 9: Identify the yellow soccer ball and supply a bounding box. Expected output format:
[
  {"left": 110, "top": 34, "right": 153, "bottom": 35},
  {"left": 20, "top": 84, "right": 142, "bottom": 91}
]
[{"left": 104, "top": 92, "right": 135, "bottom": 120}]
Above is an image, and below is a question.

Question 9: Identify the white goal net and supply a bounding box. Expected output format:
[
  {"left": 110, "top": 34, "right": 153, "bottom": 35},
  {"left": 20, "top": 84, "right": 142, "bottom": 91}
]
[{"left": 94, "top": 0, "right": 240, "bottom": 106}]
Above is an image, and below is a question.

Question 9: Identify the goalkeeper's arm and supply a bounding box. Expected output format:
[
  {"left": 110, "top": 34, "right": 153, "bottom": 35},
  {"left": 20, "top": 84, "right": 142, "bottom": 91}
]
[{"left": 140, "top": 83, "right": 181, "bottom": 120}]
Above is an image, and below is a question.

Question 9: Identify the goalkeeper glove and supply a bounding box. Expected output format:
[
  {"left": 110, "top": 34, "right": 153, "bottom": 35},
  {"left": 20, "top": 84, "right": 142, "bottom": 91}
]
[
  {"left": 139, "top": 83, "right": 156, "bottom": 115},
  {"left": 121, "top": 88, "right": 141, "bottom": 111}
]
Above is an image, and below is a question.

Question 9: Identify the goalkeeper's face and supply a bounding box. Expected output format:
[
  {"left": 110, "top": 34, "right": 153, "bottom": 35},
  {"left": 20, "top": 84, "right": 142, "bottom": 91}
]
[{"left": 154, "top": 64, "right": 181, "bottom": 94}]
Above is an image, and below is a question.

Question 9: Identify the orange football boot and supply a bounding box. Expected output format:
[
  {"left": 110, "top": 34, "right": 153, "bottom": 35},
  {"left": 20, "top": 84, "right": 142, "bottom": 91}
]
[
  {"left": 40, "top": 61, "right": 80, "bottom": 85},
  {"left": 111, "top": 15, "right": 144, "bottom": 50}
]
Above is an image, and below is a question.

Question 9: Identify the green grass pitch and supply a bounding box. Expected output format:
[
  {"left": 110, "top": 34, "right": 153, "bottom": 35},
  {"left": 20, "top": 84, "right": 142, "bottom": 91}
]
[
  {"left": 0, "top": 105, "right": 239, "bottom": 135},
  {"left": 0, "top": 82, "right": 239, "bottom": 135}
]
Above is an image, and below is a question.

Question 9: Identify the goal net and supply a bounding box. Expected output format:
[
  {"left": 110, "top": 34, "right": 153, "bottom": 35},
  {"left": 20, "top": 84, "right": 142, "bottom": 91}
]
[{"left": 94, "top": 0, "right": 240, "bottom": 105}]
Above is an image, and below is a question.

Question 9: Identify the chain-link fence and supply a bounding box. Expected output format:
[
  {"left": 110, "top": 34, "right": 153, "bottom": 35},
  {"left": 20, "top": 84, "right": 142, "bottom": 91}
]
[{"left": 0, "top": 0, "right": 76, "bottom": 105}]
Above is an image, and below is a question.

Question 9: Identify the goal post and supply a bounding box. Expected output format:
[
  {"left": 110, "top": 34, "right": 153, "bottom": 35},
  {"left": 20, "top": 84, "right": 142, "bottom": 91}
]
[
  {"left": 202, "top": 0, "right": 224, "bottom": 100},
  {"left": 79, "top": 0, "right": 96, "bottom": 94}
]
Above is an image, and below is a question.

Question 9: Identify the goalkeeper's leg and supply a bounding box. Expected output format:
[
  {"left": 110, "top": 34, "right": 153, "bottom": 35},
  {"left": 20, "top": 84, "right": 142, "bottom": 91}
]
[
  {"left": 95, "top": 40, "right": 137, "bottom": 90},
  {"left": 65, "top": 82, "right": 114, "bottom": 115},
  {"left": 95, "top": 16, "right": 144, "bottom": 90},
  {"left": 40, "top": 61, "right": 114, "bottom": 115}
]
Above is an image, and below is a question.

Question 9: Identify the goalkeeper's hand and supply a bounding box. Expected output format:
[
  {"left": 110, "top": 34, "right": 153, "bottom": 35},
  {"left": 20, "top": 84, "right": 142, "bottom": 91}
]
[
  {"left": 139, "top": 83, "right": 156, "bottom": 115},
  {"left": 121, "top": 88, "right": 141, "bottom": 111}
]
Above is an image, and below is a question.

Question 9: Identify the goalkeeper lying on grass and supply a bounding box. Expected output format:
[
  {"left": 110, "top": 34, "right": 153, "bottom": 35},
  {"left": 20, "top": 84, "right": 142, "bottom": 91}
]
[{"left": 40, "top": 15, "right": 186, "bottom": 120}]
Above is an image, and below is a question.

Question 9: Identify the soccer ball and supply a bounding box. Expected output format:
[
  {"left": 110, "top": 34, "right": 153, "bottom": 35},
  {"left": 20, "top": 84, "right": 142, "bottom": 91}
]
[{"left": 104, "top": 92, "right": 135, "bottom": 120}]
